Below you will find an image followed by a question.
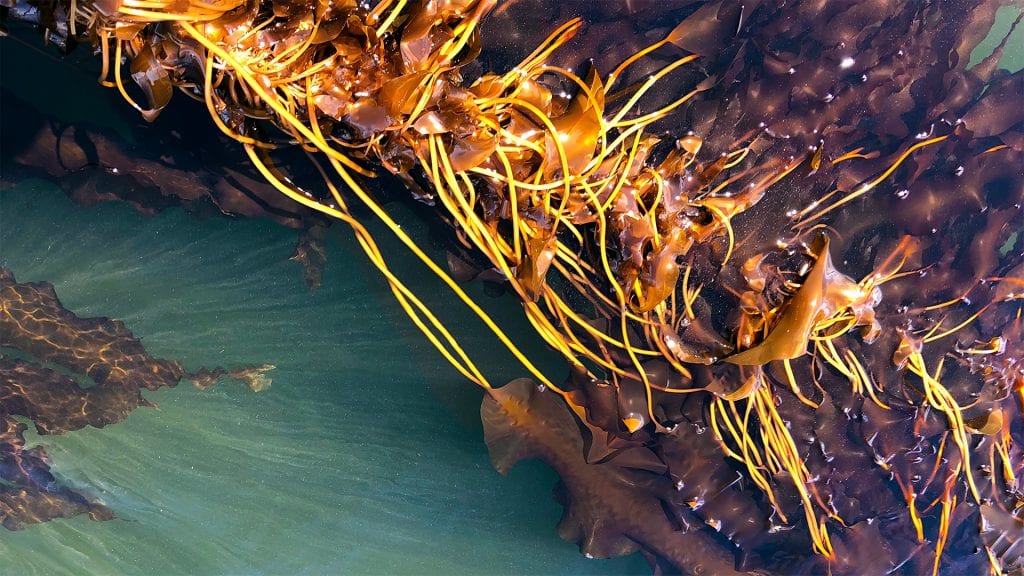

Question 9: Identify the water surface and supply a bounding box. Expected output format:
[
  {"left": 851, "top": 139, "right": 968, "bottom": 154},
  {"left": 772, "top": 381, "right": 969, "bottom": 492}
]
[{"left": 0, "top": 181, "right": 645, "bottom": 575}]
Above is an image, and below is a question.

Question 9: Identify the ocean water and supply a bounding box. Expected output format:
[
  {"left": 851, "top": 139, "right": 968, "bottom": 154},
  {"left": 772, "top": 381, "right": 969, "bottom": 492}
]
[{"left": 0, "top": 183, "right": 646, "bottom": 575}]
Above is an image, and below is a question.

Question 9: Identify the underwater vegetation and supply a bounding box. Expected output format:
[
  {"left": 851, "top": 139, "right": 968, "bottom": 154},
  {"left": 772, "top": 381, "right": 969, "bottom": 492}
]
[
  {"left": 0, "top": 267, "right": 272, "bottom": 529},
  {"left": 2, "top": 0, "right": 1024, "bottom": 573}
]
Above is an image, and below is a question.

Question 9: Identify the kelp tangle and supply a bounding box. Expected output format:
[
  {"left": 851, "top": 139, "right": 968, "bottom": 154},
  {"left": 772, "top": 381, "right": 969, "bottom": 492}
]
[
  {"left": 3, "top": 0, "right": 1024, "bottom": 573},
  {"left": 0, "top": 267, "right": 273, "bottom": 529}
]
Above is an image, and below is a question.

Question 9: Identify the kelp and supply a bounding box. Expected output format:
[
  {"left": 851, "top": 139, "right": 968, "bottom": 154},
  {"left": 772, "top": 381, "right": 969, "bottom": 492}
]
[
  {"left": 482, "top": 378, "right": 745, "bottom": 575},
  {"left": 289, "top": 225, "right": 328, "bottom": 290},
  {"left": 0, "top": 267, "right": 272, "bottom": 528},
  {"left": 0, "top": 370, "right": 118, "bottom": 530},
  {"left": 3, "top": 0, "right": 1023, "bottom": 573},
  {"left": 0, "top": 82, "right": 324, "bottom": 228}
]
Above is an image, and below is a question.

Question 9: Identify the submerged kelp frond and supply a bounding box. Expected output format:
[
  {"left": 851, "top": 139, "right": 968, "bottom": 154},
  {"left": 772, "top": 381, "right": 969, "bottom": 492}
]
[
  {"left": 4, "top": 0, "right": 1023, "bottom": 573},
  {"left": 0, "top": 267, "right": 273, "bottom": 528}
]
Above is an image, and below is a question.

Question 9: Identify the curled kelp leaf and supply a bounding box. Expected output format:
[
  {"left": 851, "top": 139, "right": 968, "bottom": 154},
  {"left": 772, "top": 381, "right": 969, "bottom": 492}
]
[
  {"left": 129, "top": 43, "right": 173, "bottom": 122},
  {"left": 726, "top": 236, "right": 878, "bottom": 365}
]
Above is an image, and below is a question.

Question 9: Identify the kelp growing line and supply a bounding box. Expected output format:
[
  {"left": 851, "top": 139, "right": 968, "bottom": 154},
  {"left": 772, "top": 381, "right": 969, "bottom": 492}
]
[{"left": 2, "top": 0, "right": 1023, "bottom": 574}]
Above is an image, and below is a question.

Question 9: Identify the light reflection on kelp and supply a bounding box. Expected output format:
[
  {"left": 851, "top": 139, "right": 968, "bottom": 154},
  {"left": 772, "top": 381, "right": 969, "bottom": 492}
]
[
  {"left": 0, "top": 266, "right": 272, "bottom": 529},
  {"left": 1, "top": 0, "right": 1023, "bottom": 574}
]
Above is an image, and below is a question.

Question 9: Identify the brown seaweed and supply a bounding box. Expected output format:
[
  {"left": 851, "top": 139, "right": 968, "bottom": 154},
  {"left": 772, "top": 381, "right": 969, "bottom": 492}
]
[
  {"left": 0, "top": 267, "right": 272, "bottom": 529},
  {"left": 0, "top": 404, "right": 116, "bottom": 530},
  {"left": 482, "top": 378, "right": 744, "bottom": 575},
  {"left": 0, "top": 75, "right": 319, "bottom": 228},
  {"left": 188, "top": 364, "right": 276, "bottom": 393},
  {"left": 2, "top": 0, "right": 1023, "bottom": 573},
  {"left": 290, "top": 225, "right": 328, "bottom": 290},
  {"left": 0, "top": 267, "right": 184, "bottom": 403}
]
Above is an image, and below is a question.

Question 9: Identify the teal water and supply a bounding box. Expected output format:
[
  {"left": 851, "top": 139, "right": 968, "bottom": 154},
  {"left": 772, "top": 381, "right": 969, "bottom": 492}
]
[
  {"left": 969, "top": 5, "right": 1024, "bottom": 71},
  {"left": 0, "top": 181, "right": 646, "bottom": 575}
]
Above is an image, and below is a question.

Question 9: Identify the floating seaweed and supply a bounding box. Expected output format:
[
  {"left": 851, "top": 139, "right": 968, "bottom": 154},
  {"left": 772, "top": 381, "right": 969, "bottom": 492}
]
[
  {"left": 289, "top": 224, "right": 329, "bottom": 289},
  {"left": 0, "top": 381, "right": 118, "bottom": 530},
  {"left": 0, "top": 84, "right": 324, "bottom": 227},
  {"left": 0, "top": 267, "right": 273, "bottom": 529},
  {"left": 189, "top": 364, "right": 276, "bottom": 392},
  {"left": 3, "top": 0, "right": 1023, "bottom": 573}
]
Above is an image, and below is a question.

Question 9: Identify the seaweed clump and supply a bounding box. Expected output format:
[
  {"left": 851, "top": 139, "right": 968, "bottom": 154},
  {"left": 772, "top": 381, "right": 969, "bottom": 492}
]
[
  {"left": 2, "top": 0, "right": 1023, "bottom": 573},
  {"left": 0, "top": 267, "right": 273, "bottom": 529}
]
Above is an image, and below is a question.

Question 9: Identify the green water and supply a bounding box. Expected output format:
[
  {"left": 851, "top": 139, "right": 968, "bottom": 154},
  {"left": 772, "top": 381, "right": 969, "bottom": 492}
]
[
  {"left": 969, "top": 5, "right": 1024, "bottom": 71},
  {"left": 0, "top": 182, "right": 646, "bottom": 575}
]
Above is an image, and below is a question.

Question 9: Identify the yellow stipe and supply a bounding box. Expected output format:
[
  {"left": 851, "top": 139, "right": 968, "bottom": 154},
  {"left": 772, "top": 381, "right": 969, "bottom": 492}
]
[
  {"left": 704, "top": 203, "right": 736, "bottom": 268},
  {"left": 923, "top": 304, "right": 991, "bottom": 343},
  {"left": 510, "top": 18, "right": 584, "bottom": 81},
  {"left": 844, "top": 350, "right": 891, "bottom": 409},
  {"left": 933, "top": 476, "right": 958, "bottom": 576},
  {"left": 181, "top": 21, "right": 371, "bottom": 173},
  {"left": 327, "top": 150, "right": 570, "bottom": 398},
  {"left": 906, "top": 351, "right": 981, "bottom": 503},
  {"left": 752, "top": 385, "right": 833, "bottom": 557},
  {"left": 112, "top": 41, "right": 145, "bottom": 114},
  {"left": 797, "top": 135, "right": 949, "bottom": 226},
  {"left": 607, "top": 55, "right": 700, "bottom": 127},
  {"left": 902, "top": 476, "right": 926, "bottom": 542},
  {"left": 681, "top": 265, "right": 701, "bottom": 321},
  {"left": 97, "top": 32, "right": 115, "bottom": 87},
  {"left": 543, "top": 288, "right": 662, "bottom": 359},
  {"left": 782, "top": 359, "right": 820, "bottom": 409},
  {"left": 244, "top": 143, "right": 489, "bottom": 388},
  {"left": 620, "top": 309, "right": 660, "bottom": 429},
  {"left": 180, "top": 21, "right": 578, "bottom": 399},
  {"left": 605, "top": 38, "right": 668, "bottom": 90},
  {"left": 597, "top": 128, "right": 646, "bottom": 215},
  {"left": 493, "top": 147, "right": 523, "bottom": 265},
  {"left": 373, "top": 0, "right": 407, "bottom": 36},
  {"left": 435, "top": 1, "right": 491, "bottom": 65},
  {"left": 921, "top": 288, "right": 976, "bottom": 311},
  {"left": 709, "top": 399, "right": 746, "bottom": 461},
  {"left": 995, "top": 433, "right": 1017, "bottom": 485},
  {"left": 614, "top": 85, "right": 704, "bottom": 129},
  {"left": 985, "top": 545, "right": 1002, "bottom": 575},
  {"left": 480, "top": 96, "right": 574, "bottom": 217},
  {"left": 203, "top": 52, "right": 271, "bottom": 148}
]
